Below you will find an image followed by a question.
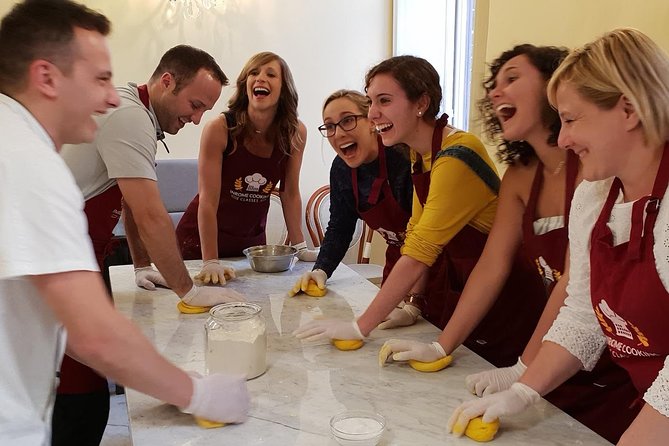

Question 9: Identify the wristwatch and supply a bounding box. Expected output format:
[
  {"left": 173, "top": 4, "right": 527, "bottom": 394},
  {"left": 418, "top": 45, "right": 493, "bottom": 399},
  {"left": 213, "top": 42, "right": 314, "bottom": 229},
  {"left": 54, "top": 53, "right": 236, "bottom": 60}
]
[{"left": 403, "top": 292, "right": 427, "bottom": 311}]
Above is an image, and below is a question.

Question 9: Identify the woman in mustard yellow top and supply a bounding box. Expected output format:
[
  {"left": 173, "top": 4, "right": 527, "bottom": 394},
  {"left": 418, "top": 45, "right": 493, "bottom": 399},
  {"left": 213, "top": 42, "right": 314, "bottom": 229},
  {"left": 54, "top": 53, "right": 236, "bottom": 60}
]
[{"left": 294, "top": 56, "right": 544, "bottom": 367}]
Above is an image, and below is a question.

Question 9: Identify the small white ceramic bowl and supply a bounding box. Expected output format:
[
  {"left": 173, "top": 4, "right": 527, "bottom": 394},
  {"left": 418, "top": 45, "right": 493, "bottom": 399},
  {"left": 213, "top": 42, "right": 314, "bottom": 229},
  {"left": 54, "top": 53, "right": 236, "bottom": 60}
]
[{"left": 330, "top": 410, "right": 386, "bottom": 446}]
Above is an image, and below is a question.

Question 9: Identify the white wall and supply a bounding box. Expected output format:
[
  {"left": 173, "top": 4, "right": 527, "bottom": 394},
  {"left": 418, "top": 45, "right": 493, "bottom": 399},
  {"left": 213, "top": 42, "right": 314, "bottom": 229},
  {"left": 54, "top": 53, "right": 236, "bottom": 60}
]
[{"left": 0, "top": 0, "right": 392, "bottom": 260}]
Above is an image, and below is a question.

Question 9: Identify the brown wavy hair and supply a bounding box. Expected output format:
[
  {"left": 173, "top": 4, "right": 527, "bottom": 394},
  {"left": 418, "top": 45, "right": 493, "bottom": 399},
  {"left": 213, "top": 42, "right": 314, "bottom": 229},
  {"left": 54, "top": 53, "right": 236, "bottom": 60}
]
[
  {"left": 479, "top": 44, "right": 568, "bottom": 165},
  {"left": 227, "top": 52, "right": 301, "bottom": 156}
]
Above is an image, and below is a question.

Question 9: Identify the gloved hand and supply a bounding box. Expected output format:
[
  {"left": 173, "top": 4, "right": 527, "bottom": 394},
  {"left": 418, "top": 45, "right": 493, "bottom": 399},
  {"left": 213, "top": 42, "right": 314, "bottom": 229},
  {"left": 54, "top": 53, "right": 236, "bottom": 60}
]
[
  {"left": 293, "top": 319, "right": 363, "bottom": 342},
  {"left": 447, "top": 382, "right": 541, "bottom": 436},
  {"left": 134, "top": 266, "right": 168, "bottom": 290},
  {"left": 194, "top": 260, "right": 236, "bottom": 285},
  {"left": 289, "top": 269, "right": 327, "bottom": 297},
  {"left": 377, "top": 303, "right": 421, "bottom": 329},
  {"left": 182, "top": 284, "right": 246, "bottom": 307},
  {"left": 181, "top": 372, "right": 249, "bottom": 424},
  {"left": 292, "top": 241, "right": 319, "bottom": 262},
  {"left": 465, "top": 357, "right": 527, "bottom": 397},
  {"left": 378, "top": 339, "right": 446, "bottom": 363}
]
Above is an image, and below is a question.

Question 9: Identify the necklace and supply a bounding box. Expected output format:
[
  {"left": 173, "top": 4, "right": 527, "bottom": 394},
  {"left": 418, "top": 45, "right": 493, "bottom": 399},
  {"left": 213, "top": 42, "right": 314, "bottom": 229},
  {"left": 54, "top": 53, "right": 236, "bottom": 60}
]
[{"left": 551, "top": 160, "right": 566, "bottom": 176}]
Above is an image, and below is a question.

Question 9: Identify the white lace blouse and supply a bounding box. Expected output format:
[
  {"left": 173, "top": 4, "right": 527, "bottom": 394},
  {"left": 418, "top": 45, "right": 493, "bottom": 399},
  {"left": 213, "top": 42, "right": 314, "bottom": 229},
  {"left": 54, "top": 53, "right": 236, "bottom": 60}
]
[{"left": 543, "top": 178, "right": 669, "bottom": 416}]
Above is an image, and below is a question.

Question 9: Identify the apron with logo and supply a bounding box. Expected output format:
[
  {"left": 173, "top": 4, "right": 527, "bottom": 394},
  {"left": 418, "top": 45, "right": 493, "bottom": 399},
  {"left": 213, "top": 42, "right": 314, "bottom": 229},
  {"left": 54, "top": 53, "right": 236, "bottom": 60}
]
[
  {"left": 412, "top": 115, "right": 545, "bottom": 367},
  {"left": 521, "top": 150, "right": 638, "bottom": 443},
  {"left": 177, "top": 113, "right": 288, "bottom": 258},
  {"left": 352, "top": 138, "right": 411, "bottom": 283},
  {"left": 586, "top": 147, "right": 669, "bottom": 439}
]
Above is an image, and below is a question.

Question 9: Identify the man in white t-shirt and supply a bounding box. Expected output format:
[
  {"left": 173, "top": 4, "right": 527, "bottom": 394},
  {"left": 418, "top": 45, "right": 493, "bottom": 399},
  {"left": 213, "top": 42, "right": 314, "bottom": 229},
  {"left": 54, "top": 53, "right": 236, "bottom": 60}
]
[
  {"left": 0, "top": 2, "right": 249, "bottom": 445},
  {"left": 58, "top": 45, "right": 243, "bottom": 445}
]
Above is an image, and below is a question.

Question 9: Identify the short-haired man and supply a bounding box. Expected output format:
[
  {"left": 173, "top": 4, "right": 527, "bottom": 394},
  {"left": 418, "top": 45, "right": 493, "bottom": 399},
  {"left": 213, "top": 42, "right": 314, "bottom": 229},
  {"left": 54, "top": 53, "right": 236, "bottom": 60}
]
[
  {"left": 0, "top": 2, "right": 248, "bottom": 444},
  {"left": 58, "top": 45, "right": 244, "bottom": 444}
]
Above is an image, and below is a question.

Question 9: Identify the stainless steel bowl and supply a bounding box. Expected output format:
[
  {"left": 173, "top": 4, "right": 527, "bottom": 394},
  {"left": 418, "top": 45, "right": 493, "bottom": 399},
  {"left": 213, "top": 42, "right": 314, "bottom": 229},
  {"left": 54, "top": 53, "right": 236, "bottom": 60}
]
[{"left": 243, "top": 245, "right": 297, "bottom": 273}]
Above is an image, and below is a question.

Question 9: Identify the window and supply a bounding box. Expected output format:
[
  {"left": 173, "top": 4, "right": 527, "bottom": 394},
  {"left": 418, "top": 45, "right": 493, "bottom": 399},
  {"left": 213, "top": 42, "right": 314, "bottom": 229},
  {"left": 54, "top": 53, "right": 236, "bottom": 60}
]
[{"left": 393, "top": 0, "right": 476, "bottom": 130}]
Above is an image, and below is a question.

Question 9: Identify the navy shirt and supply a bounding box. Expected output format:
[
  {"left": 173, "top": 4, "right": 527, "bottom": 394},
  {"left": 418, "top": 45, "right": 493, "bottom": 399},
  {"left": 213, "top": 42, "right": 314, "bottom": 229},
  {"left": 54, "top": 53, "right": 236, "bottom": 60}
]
[{"left": 314, "top": 146, "right": 413, "bottom": 277}]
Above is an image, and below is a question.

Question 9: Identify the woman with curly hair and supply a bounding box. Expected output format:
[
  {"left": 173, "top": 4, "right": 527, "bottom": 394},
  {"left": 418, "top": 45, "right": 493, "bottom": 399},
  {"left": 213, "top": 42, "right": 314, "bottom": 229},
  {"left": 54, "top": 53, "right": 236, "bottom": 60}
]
[
  {"left": 436, "top": 43, "right": 638, "bottom": 442},
  {"left": 177, "top": 52, "right": 315, "bottom": 282}
]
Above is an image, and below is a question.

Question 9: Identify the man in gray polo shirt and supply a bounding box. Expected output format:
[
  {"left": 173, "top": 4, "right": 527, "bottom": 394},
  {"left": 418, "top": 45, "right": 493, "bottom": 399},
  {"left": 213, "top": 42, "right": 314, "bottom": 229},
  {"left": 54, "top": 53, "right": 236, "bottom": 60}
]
[{"left": 59, "top": 45, "right": 242, "bottom": 445}]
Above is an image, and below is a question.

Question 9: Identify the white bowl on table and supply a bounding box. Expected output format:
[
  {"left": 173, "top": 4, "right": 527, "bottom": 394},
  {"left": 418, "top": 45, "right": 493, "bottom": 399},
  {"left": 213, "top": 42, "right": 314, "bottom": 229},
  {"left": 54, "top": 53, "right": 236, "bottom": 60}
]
[{"left": 330, "top": 410, "right": 386, "bottom": 446}]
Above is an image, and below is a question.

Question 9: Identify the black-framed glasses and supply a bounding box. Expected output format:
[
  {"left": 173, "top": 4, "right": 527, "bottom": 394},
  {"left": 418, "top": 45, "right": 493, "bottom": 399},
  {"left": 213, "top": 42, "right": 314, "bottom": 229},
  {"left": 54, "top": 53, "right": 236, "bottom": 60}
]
[{"left": 318, "top": 114, "right": 365, "bottom": 137}]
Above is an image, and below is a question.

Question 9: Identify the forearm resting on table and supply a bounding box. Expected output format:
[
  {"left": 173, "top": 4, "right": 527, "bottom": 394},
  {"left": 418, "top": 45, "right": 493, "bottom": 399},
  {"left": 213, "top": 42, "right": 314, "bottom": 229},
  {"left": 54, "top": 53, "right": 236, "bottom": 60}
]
[
  {"left": 124, "top": 196, "right": 192, "bottom": 297},
  {"left": 33, "top": 270, "right": 192, "bottom": 408},
  {"left": 521, "top": 273, "right": 569, "bottom": 364},
  {"left": 197, "top": 200, "right": 220, "bottom": 261},
  {"left": 358, "top": 255, "right": 428, "bottom": 335},
  {"left": 519, "top": 341, "right": 583, "bottom": 396}
]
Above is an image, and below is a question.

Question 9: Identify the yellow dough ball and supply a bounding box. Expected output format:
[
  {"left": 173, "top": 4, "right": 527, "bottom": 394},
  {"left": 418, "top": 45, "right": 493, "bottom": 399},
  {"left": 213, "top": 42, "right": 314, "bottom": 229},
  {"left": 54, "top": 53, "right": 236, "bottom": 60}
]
[
  {"left": 194, "top": 416, "right": 226, "bottom": 429},
  {"left": 464, "top": 417, "right": 500, "bottom": 442},
  {"left": 177, "top": 301, "right": 211, "bottom": 314},
  {"left": 304, "top": 280, "right": 327, "bottom": 297},
  {"left": 407, "top": 355, "right": 453, "bottom": 372},
  {"left": 332, "top": 339, "right": 364, "bottom": 351}
]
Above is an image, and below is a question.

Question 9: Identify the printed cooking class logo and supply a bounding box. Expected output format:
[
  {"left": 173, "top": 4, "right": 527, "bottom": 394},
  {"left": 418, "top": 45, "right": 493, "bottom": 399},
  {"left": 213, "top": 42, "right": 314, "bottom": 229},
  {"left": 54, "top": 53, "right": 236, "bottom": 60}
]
[
  {"left": 595, "top": 299, "right": 655, "bottom": 359},
  {"left": 231, "top": 173, "right": 273, "bottom": 203}
]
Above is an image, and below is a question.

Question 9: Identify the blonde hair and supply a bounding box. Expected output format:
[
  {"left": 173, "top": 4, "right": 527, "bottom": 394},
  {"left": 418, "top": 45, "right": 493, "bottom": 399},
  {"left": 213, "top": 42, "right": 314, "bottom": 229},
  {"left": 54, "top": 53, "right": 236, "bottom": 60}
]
[
  {"left": 322, "top": 89, "right": 370, "bottom": 115},
  {"left": 547, "top": 28, "right": 669, "bottom": 147}
]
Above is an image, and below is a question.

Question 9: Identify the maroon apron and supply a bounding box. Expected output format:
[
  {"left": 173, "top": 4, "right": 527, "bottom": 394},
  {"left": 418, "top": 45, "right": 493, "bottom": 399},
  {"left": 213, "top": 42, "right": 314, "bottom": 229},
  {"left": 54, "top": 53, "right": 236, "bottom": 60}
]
[
  {"left": 352, "top": 138, "right": 411, "bottom": 283},
  {"left": 521, "top": 150, "right": 578, "bottom": 295},
  {"left": 412, "top": 115, "right": 545, "bottom": 367},
  {"left": 521, "top": 151, "right": 639, "bottom": 443},
  {"left": 177, "top": 123, "right": 288, "bottom": 258},
  {"left": 58, "top": 186, "right": 123, "bottom": 394},
  {"left": 587, "top": 147, "right": 669, "bottom": 436}
]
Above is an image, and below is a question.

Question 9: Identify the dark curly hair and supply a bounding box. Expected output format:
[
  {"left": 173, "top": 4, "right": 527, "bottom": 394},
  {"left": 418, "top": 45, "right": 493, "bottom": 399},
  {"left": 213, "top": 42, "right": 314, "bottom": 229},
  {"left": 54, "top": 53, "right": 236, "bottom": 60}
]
[{"left": 479, "top": 44, "right": 568, "bottom": 165}]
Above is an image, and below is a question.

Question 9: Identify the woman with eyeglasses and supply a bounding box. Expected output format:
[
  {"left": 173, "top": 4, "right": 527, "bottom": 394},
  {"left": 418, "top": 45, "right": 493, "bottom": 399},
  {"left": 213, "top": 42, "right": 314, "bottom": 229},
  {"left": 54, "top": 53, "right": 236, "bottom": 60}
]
[
  {"left": 294, "top": 56, "right": 545, "bottom": 369},
  {"left": 290, "top": 90, "right": 423, "bottom": 329},
  {"left": 176, "top": 52, "right": 317, "bottom": 284},
  {"left": 449, "top": 28, "right": 669, "bottom": 445}
]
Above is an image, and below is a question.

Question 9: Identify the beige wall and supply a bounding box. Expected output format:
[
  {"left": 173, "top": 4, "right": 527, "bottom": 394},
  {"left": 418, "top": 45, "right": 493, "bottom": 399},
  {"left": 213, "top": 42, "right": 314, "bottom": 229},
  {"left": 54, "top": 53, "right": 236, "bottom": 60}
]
[
  {"left": 470, "top": 0, "right": 669, "bottom": 172},
  {"left": 0, "top": 0, "right": 392, "bottom": 263}
]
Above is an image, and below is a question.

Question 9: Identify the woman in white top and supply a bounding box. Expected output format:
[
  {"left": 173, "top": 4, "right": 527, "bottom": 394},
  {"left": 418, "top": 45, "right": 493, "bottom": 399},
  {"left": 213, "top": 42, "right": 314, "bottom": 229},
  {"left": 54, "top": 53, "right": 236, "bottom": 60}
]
[{"left": 448, "top": 28, "right": 669, "bottom": 445}]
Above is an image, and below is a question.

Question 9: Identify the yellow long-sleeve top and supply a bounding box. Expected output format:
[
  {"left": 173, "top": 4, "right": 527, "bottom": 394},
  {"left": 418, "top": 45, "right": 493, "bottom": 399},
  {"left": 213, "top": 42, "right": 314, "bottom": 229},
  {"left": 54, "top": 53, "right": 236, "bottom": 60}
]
[{"left": 401, "top": 130, "right": 499, "bottom": 266}]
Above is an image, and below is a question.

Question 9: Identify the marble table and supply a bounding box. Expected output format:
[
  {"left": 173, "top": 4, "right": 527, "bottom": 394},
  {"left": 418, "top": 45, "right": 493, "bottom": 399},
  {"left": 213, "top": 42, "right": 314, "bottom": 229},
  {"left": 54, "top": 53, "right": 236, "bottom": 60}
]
[{"left": 110, "top": 259, "right": 611, "bottom": 445}]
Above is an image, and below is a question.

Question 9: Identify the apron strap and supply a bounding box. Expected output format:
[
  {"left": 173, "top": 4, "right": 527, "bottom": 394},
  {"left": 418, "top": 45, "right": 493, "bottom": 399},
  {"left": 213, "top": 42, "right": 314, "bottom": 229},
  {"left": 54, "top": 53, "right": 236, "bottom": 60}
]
[
  {"left": 137, "top": 84, "right": 169, "bottom": 153},
  {"left": 435, "top": 145, "right": 500, "bottom": 195},
  {"left": 563, "top": 149, "right": 579, "bottom": 228}
]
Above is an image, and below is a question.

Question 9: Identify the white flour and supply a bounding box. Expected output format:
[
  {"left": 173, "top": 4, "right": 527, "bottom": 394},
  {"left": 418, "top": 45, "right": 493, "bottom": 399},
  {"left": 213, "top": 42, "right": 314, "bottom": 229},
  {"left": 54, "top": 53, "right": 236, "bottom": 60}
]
[
  {"left": 333, "top": 417, "right": 383, "bottom": 439},
  {"left": 206, "top": 319, "right": 267, "bottom": 379}
]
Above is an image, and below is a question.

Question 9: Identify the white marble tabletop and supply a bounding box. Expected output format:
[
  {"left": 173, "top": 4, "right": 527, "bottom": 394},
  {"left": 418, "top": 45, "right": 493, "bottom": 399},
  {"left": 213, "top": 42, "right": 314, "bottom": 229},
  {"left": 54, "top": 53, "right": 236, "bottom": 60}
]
[{"left": 110, "top": 259, "right": 611, "bottom": 445}]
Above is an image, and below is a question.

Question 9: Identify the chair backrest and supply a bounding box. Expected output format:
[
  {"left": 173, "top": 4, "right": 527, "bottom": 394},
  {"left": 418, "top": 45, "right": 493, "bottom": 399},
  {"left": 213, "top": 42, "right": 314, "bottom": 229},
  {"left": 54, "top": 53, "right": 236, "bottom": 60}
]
[
  {"left": 305, "top": 185, "right": 369, "bottom": 263},
  {"left": 266, "top": 189, "right": 289, "bottom": 245},
  {"left": 112, "top": 158, "right": 198, "bottom": 237},
  {"left": 156, "top": 159, "right": 199, "bottom": 227}
]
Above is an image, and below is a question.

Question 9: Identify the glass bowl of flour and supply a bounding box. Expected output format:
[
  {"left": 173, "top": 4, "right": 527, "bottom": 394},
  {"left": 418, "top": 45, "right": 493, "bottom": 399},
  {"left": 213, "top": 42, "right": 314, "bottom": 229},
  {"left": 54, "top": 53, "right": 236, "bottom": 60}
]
[{"left": 330, "top": 410, "right": 385, "bottom": 446}]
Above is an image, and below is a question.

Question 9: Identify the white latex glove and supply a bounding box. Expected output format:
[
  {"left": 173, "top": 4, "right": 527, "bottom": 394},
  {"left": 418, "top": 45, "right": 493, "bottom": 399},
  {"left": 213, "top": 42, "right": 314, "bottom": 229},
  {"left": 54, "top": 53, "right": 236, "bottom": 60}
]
[
  {"left": 293, "top": 241, "right": 319, "bottom": 262},
  {"left": 194, "top": 259, "right": 236, "bottom": 285},
  {"left": 379, "top": 339, "right": 446, "bottom": 363},
  {"left": 289, "top": 269, "right": 327, "bottom": 296},
  {"left": 465, "top": 357, "right": 527, "bottom": 397},
  {"left": 181, "top": 372, "right": 249, "bottom": 424},
  {"left": 377, "top": 303, "right": 421, "bottom": 329},
  {"left": 134, "top": 266, "right": 168, "bottom": 291},
  {"left": 447, "top": 382, "right": 541, "bottom": 436},
  {"left": 293, "top": 319, "right": 363, "bottom": 342},
  {"left": 182, "top": 284, "right": 246, "bottom": 307}
]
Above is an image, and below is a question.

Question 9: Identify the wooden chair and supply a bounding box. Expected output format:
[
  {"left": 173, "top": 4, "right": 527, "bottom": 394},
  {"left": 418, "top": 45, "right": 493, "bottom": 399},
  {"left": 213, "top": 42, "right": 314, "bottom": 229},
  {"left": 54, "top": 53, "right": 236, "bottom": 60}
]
[{"left": 305, "top": 185, "right": 383, "bottom": 285}]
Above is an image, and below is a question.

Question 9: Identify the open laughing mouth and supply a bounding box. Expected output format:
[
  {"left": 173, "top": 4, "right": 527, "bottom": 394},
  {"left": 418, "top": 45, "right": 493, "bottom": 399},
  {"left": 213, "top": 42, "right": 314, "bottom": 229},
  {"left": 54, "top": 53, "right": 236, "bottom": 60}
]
[
  {"left": 339, "top": 141, "right": 357, "bottom": 157},
  {"left": 496, "top": 104, "right": 516, "bottom": 122},
  {"left": 375, "top": 123, "right": 393, "bottom": 133},
  {"left": 253, "top": 87, "right": 270, "bottom": 98}
]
